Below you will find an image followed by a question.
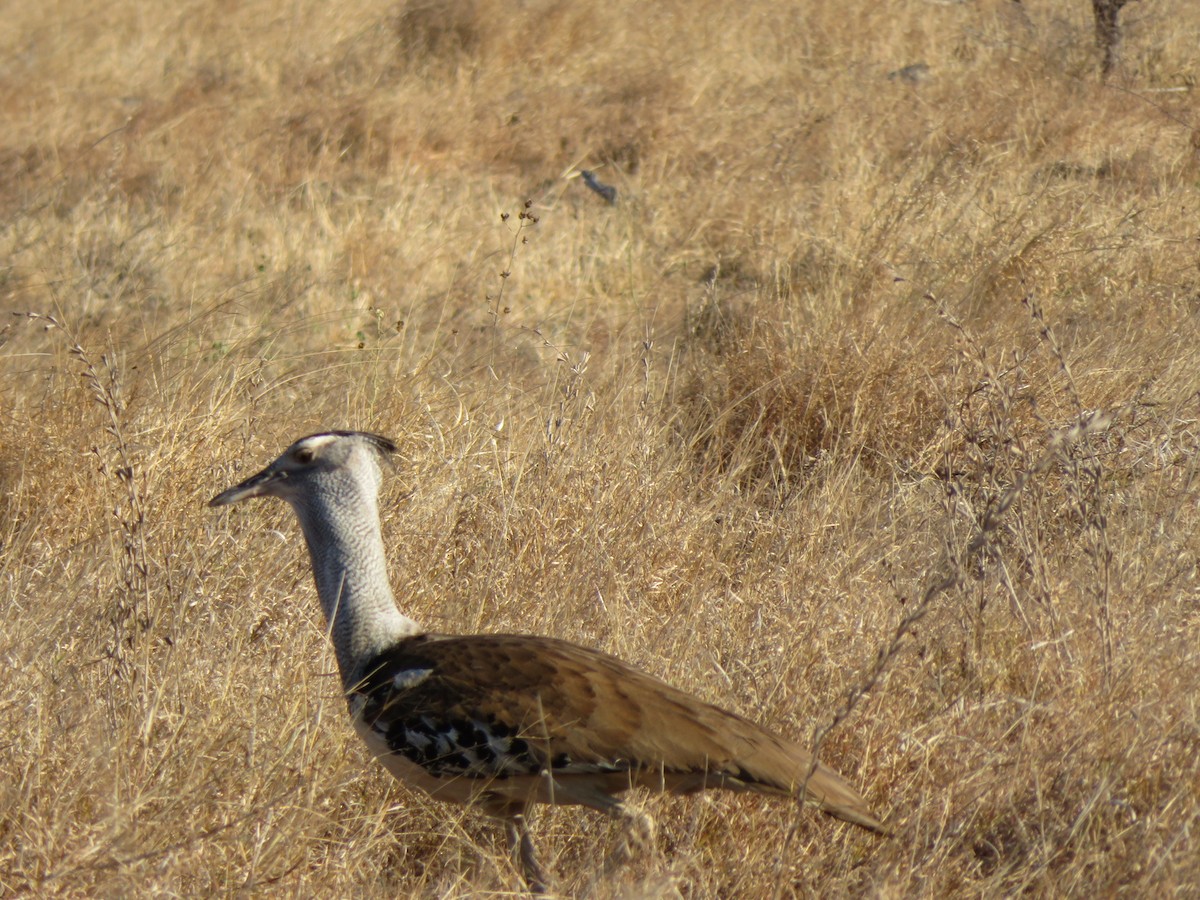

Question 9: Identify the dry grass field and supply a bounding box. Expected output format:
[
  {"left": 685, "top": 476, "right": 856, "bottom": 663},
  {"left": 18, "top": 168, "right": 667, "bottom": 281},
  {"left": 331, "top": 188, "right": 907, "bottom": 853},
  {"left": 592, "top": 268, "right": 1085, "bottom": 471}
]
[{"left": 3, "top": 0, "right": 1200, "bottom": 895}]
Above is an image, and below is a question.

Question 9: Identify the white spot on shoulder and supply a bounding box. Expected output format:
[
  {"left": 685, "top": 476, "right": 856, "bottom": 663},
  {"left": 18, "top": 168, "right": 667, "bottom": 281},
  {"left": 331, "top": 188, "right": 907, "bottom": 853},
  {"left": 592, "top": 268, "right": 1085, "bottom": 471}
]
[{"left": 392, "top": 667, "right": 434, "bottom": 691}]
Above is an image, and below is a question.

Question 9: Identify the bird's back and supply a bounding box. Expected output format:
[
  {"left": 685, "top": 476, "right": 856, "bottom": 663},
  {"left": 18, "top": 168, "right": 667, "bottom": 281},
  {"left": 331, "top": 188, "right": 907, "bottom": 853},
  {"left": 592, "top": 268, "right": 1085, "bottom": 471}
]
[{"left": 348, "top": 632, "right": 884, "bottom": 832}]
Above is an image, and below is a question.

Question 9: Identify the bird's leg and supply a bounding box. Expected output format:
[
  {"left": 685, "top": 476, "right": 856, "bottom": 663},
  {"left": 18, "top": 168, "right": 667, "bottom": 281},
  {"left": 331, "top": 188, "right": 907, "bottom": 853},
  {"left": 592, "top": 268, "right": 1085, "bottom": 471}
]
[
  {"left": 505, "top": 814, "right": 548, "bottom": 895},
  {"left": 604, "top": 802, "right": 657, "bottom": 874}
]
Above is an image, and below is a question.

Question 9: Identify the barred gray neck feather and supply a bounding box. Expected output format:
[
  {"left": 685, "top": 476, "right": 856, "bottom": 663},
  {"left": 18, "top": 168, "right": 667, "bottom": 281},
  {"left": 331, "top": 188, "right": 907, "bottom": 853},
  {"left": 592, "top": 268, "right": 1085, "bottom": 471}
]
[{"left": 289, "top": 463, "right": 420, "bottom": 688}]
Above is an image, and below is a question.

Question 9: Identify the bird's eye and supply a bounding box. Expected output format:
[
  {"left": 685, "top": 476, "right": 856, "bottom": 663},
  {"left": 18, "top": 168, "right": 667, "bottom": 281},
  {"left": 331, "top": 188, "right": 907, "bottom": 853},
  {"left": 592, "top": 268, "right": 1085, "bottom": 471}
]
[{"left": 295, "top": 448, "right": 315, "bottom": 464}]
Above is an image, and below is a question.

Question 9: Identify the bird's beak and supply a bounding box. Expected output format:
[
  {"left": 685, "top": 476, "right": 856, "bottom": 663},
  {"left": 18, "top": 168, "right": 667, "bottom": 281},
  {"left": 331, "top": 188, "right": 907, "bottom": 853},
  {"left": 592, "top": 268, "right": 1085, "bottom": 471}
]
[{"left": 209, "top": 466, "right": 286, "bottom": 507}]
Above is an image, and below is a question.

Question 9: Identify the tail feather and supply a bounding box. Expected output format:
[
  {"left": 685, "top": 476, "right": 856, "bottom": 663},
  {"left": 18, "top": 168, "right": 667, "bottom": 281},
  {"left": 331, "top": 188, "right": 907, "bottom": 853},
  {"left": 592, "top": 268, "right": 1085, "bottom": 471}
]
[
  {"left": 684, "top": 708, "right": 888, "bottom": 834},
  {"left": 798, "top": 758, "right": 888, "bottom": 834},
  {"left": 630, "top": 694, "right": 888, "bottom": 832}
]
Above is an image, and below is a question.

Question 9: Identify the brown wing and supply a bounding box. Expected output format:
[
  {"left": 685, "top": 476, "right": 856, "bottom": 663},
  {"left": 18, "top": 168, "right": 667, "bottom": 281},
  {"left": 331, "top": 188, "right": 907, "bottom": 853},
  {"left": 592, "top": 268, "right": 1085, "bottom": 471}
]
[{"left": 350, "top": 633, "right": 884, "bottom": 832}]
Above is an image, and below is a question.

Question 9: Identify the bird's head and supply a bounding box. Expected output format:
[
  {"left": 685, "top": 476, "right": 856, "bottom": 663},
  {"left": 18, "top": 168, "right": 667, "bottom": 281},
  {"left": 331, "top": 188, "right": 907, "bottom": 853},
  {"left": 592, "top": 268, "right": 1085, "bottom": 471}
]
[{"left": 209, "top": 431, "right": 398, "bottom": 509}]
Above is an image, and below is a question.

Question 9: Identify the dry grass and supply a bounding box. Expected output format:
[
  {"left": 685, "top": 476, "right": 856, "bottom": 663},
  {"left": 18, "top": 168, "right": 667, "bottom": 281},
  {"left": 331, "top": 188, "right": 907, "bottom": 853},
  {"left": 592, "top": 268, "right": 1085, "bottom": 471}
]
[{"left": 3, "top": 0, "right": 1200, "bottom": 895}]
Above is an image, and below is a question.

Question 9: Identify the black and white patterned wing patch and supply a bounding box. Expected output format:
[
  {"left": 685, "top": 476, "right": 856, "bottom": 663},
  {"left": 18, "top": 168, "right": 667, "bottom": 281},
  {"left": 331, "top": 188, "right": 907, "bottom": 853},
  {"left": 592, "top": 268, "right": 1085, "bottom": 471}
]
[{"left": 348, "top": 638, "right": 631, "bottom": 781}]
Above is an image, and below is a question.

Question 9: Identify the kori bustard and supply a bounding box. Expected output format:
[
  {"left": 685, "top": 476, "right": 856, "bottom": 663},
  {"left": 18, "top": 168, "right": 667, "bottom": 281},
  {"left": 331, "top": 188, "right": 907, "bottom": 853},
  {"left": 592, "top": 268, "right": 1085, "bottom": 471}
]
[{"left": 210, "top": 431, "right": 886, "bottom": 891}]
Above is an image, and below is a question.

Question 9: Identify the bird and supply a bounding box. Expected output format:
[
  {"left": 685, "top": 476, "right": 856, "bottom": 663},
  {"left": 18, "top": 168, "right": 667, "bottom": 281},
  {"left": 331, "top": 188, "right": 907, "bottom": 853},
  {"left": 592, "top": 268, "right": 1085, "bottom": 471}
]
[
  {"left": 209, "top": 431, "right": 887, "bottom": 892},
  {"left": 579, "top": 168, "right": 617, "bottom": 205}
]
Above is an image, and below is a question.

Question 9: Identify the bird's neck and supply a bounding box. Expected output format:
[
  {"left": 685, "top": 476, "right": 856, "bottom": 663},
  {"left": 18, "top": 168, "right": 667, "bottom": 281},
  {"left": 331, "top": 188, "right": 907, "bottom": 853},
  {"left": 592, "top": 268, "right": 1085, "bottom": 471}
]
[{"left": 292, "top": 487, "right": 421, "bottom": 688}]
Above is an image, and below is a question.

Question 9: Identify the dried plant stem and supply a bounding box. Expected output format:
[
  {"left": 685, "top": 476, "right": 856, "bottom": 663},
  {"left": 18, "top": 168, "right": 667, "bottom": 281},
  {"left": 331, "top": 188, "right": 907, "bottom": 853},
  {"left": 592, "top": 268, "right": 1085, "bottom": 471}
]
[{"left": 16, "top": 311, "right": 152, "bottom": 681}]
